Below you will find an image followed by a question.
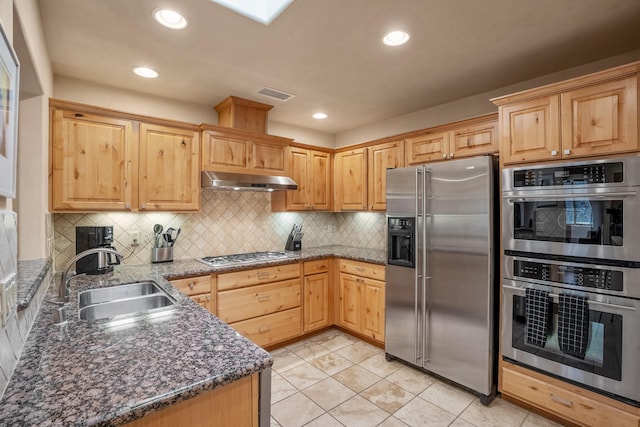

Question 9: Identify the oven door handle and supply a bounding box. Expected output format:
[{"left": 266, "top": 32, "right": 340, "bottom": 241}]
[
  {"left": 502, "top": 284, "right": 637, "bottom": 311},
  {"left": 504, "top": 191, "right": 637, "bottom": 203}
]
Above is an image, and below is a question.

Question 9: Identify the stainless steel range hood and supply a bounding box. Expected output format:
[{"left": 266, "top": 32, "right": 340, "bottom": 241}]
[{"left": 201, "top": 170, "right": 298, "bottom": 191}]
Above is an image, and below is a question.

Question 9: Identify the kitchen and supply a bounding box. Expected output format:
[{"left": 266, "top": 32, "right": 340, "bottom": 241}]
[{"left": 2, "top": 0, "right": 640, "bottom": 426}]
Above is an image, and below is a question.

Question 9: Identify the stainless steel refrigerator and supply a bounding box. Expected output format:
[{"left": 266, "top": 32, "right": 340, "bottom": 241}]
[{"left": 385, "top": 155, "right": 497, "bottom": 404}]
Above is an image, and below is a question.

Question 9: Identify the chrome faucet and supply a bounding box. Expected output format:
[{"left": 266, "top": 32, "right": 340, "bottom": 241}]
[{"left": 59, "top": 248, "right": 123, "bottom": 302}]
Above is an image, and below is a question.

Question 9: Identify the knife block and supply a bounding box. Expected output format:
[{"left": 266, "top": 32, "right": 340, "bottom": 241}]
[{"left": 285, "top": 236, "right": 301, "bottom": 251}]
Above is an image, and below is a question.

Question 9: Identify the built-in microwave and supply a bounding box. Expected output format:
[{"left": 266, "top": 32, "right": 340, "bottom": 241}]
[{"left": 502, "top": 157, "right": 640, "bottom": 263}]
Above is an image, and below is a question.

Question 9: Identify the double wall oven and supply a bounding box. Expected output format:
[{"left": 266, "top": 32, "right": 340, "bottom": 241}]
[{"left": 502, "top": 156, "right": 640, "bottom": 406}]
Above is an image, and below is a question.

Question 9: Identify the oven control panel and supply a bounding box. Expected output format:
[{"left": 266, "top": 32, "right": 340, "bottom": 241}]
[
  {"left": 514, "top": 260, "right": 623, "bottom": 291},
  {"left": 512, "top": 162, "right": 623, "bottom": 187}
]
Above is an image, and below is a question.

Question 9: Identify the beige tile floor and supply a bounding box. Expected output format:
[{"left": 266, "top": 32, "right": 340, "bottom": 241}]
[{"left": 269, "top": 328, "right": 563, "bottom": 427}]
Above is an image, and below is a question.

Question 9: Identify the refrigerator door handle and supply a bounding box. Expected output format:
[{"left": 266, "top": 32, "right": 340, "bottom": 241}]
[{"left": 423, "top": 167, "right": 431, "bottom": 364}]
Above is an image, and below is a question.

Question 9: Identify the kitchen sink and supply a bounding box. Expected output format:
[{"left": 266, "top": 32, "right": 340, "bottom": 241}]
[{"left": 78, "top": 281, "right": 176, "bottom": 321}]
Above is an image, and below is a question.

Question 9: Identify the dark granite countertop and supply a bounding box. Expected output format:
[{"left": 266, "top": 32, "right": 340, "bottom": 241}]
[{"left": 0, "top": 245, "right": 384, "bottom": 426}]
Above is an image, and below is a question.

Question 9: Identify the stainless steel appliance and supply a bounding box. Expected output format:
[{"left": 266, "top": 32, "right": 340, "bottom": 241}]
[
  {"left": 385, "top": 156, "right": 498, "bottom": 404},
  {"left": 75, "top": 226, "right": 120, "bottom": 275},
  {"left": 198, "top": 251, "right": 290, "bottom": 267},
  {"left": 502, "top": 156, "right": 640, "bottom": 406}
]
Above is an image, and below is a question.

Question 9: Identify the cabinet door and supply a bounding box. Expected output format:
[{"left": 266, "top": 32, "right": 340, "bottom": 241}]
[
  {"left": 449, "top": 119, "right": 499, "bottom": 159},
  {"left": 361, "top": 278, "right": 385, "bottom": 342},
  {"left": 250, "top": 139, "right": 287, "bottom": 174},
  {"left": 561, "top": 76, "right": 638, "bottom": 159},
  {"left": 50, "top": 109, "right": 134, "bottom": 211},
  {"left": 191, "top": 294, "right": 214, "bottom": 313},
  {"left": 367, "top": 141, "right": 403, "bottom": 211},
  {"left": 335, "top": 149, "right": 367, "bottom": 210},
  {"left": 405, "top": 131, "right": 449, "bottom": 165},
  {"left": 286, "top": 147, "right": 310, "bottom": 210},
  {"left": 310, "top": 150, "right": 331, "bottom": 210},
  {"left": 139, "top": 123, "right": 200, "bottom": 211},
  {"left": 201, "top": 130, "right": 251, "bottom": 171},
  {"left": 303, "top": 272, "right": 330, "bottom": 332},
  {"left": 338, "top": 273, "right": 361, "bottom": 332},
  {"left": 500, "top": 96, "right": 561, "bottom": 164}
]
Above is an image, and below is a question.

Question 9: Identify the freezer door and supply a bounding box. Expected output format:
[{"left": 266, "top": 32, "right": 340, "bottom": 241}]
[
  {"left": 424, "top": 156, "right": 495, "bottom": 396},
  {"left": 385, "top": 166, "right": 424, "bottom": 366}
]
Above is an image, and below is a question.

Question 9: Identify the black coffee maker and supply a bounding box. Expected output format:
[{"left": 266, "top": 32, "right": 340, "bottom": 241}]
[{"left": 75, "top": 226, "right": 120, "bottom": 274}]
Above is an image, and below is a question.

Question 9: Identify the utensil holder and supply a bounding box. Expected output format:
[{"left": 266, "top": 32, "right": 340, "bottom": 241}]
[
  {"left": 285, "top": 237, "right": 301, "bottom": 251},
  {"left": 151, "top": 247, "right": 173, "bottom": 263}
]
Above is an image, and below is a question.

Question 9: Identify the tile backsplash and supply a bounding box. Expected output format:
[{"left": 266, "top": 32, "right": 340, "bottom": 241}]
[{"left": 54, "top": 191, "right": 387, "bottom": 271}]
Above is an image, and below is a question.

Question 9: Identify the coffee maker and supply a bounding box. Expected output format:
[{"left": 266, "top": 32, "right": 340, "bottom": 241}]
[{"left": 75, "top": 226, "right": 120, "bottom": 275}]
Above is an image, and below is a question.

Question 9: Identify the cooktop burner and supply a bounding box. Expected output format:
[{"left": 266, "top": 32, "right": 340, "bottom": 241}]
[{"left": 199, "top": 251, "right": 289, "bottom": 267}]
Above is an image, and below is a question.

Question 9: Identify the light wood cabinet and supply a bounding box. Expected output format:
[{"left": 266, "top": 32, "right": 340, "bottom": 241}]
[
  {"left": 405, "top": 116, "right": 499, "bottom": 165},
  {"left": 50, "top": 109, "right": 135, "bottom": 211},
  {"left": 49, "top": 101, "right": 201, "bottom": 212},
  {"left": 502, "top": 364, "right": 640, "bottom": 427},
  {"left": 494, "top": 62, "right": 640, "bottom": 165},
  {"left": 217, "top": 262, "right": 302, "bottom": 347},
  {"left": 367, "top": 141, "right": 404, "bottom": 211},
  {"left": 200, "top": 125, "right": 292, "bottom": 175},
  {"left": 335, "top": 148, "right": 367, "bottom": 211},
  {"left": 139, "top": 123, "right": 200, "bottom": 211},
  {"left": 337, "top": 259, "right": 385, "bottom": 343},
  {"left": 124, "top": 373, "right": 259, "bottom": 427},
  {"left": 303, "top": 259, "right": 331, "bottom": 333},
  {"left": 170, "top": 275, "right": 215, "bottom": 315},
  {"left": 271, "top": 146, "right": 331, "bottom": 211}
]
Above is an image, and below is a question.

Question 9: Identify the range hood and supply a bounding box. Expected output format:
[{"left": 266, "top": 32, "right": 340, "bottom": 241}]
[{"left": 201, "top": 171, "right": 298, "bottom": 192}]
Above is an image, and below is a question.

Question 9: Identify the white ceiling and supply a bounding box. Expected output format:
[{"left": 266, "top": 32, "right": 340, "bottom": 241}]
[{"left": 38, "top": 0, "right": 640, "bottom": 134}]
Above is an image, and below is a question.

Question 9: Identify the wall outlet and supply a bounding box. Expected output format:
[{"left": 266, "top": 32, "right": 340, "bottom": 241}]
[
  {"left": 130, "top": 230, "right": 141, "bottom": 246},
  {"left": 1, "top": 273, "right": 17, "bottom": 326}
]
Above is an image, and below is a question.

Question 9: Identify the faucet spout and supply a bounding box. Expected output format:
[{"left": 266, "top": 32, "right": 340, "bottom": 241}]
[{"left": 59, "top": 248, "right": 124, "bottom": 302}]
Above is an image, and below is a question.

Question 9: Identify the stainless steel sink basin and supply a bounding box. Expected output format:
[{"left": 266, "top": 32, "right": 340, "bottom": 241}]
[
  {"left": 78, "top": 281, "right": 176, "bottom": 321},
  {"left": 79, "top": 281, "right": 164, "bottom": 308}
]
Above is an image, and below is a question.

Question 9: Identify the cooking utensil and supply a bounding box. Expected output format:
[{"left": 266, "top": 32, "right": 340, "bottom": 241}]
[
  {"left": 173, "top": 228, "right": 181, "bottom": 246},
  {"left": 153, "top": 224, "right": 163, "bottom": 248}
]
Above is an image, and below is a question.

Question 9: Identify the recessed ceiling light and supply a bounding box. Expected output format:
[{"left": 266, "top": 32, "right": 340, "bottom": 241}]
[
  {"left": 153, "top": 9, "right": 189, "bottom": 30},
  {"left": 383, "top": 30, "right": 410, "bottom": 46},
  {"left": 132, "top": 67, "right": 159, "bottom": 78},
  {"left": 313, "top": 113, "right": 328, "bottom": 120}
]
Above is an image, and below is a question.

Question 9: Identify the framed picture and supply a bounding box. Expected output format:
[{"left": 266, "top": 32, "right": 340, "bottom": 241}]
[{"left": 0, "top": 20, "right": 19, "bottom": 198}]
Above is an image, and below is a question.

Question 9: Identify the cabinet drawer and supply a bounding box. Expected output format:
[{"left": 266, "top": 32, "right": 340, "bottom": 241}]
[
  {"left": 217, "top": 279, "right": 301, "bottom": 323},
  {"left": 303, "top": 259, "right": 329, "bottom": 275},
  {"left": 170, "top": 275, "right": 211, "bottom": 296},
  {"left": 231, "top": 307, "right": 302, "bottom": 347},
  {"left": 502, "top": 367, "right": 639, "bottom": 427},
  {"left": 217, "top": 263, "right": 300, "bottom": 290},
  {"left": 339, "top": 259, "right": 385, "bottom": 281}
]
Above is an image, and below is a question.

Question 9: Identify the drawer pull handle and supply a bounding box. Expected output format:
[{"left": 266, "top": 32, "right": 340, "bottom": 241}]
[
  {"left": 257, "top": 294, "right": 270, "bottom": 302},
  {"left": 356, "top": 267, "right": 365, "bottom": 272},
  {"left": 257, "top": 272, "right": 270, "bottom": 279},
  {"left": 317, "top": 265, "right": 326, "bottom": 270},
  {"left": 189, "top": 283, "right": 195, "bottom": 290},
  {"left": 258, "top": 326, "right": 271, "bottom": 333},
  {"left": 550, "top": 394, "right": 573, "bottom": 408}
]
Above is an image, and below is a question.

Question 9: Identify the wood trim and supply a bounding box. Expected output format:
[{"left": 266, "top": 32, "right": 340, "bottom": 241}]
[
  {"left": 491, "top": 60, "right": 640, "bottom": 106},
  {"left": 200, "top": 123, "right": 293, "bottom": 144}
]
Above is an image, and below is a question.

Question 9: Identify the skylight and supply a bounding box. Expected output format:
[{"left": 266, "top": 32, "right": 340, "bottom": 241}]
[{"left": 209, "top": 0, "right": 294, "bottom": 25}]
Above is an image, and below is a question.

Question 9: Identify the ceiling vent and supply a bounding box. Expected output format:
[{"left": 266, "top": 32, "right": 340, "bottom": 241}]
[{"left": 257, "top": 87, "right": 296, "bottom": 102}]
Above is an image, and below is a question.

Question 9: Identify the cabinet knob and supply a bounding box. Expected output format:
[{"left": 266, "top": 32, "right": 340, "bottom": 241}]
[
  {"left": 125, "top": 203, "right": 131, "bottom": 209},
  {"left": 189, "top": 282, "right": 195, "bottom": 290},
  {"left": 140, "top": 204, "right": 146, "bottom": 209},
  {"left": 443, "top": 154, "right": 448, "bottom": 159},
  {"left": 449, "top": 153, "right": 454, "bottom": 158},
  {"left": 550, "top": 150, "right": 558, "bottom": 156},
  {"left": 181, "top": 140, "right": 187, "bottom": 147},
  {"left": 563, "top": 149, "right": 571, "bottom": 155}
]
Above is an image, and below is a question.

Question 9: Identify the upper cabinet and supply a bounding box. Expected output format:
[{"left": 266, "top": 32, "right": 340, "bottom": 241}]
[
  {"left": 367, "top": 141, "right": 404, "bottom": 211},
  {"left": 49, "top": 100, "right": 200, "bottom": 212},
  {"left": 139, "top": 123, "right": 200, "bottom": 211},
  {"left": 405, "top": 115, "right": 498, "bottom": 165},
  {"left": 200, "top": 125, "right": 291, "bottom": 175},
  {"left": 494, "top": 63, "right": 640, "bottom": 165},
  {"left": 334, "top": 148, "right": 368, "bottom": 211},
  {"left": 271, "top": 146, "right": 331, "bottom": 211}
]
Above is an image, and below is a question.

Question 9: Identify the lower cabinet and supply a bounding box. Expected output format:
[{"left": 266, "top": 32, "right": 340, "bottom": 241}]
[
  {"left": 170, "top": 275, "right": 215, "bottom": 314},
  {"left": 337, "top": 259, "right": 385, "bottom": 343},
  {"left": 303, "top": 259, "right": 332, "bottom": 332},
  {"left": 216, "top": 263, "right": 302, "bottom": 347},
  {"left": 501, "top": 363, "right": 640, "bottom": 427},
  {"left": 124, "top": 373, "right": 259, "bottom": 427}
]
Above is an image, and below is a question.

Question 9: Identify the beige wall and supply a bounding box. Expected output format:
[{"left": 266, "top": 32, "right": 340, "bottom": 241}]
[{"left": 335, "top": 49, "right": 640, "bottom": 148}]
